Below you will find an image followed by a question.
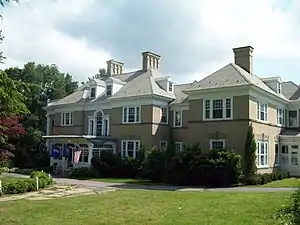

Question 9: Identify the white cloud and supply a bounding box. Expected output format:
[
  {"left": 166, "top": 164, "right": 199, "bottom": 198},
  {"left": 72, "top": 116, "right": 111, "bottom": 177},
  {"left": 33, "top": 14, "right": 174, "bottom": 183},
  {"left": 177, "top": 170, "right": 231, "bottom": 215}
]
[{"left": 0, "top": 0, "right": 299, "bottom": 83}]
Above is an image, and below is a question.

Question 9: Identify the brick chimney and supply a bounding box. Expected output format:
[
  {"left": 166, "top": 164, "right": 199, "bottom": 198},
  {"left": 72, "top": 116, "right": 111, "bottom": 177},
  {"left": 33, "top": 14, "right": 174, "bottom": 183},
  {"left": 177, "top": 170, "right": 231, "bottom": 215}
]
[
  {"left": 232, "top": 46, "right": 254, "bottom": 74},
  {"left": 106, "top": 60, "right": 124, "bottom": 76},
  {"left": 142, "top": 51, "right": 161, "bottom": 71}
]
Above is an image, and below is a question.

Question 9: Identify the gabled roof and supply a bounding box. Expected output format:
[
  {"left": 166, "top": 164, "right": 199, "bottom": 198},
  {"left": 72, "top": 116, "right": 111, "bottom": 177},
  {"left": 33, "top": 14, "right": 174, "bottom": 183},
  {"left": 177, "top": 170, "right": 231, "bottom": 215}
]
[
  {"left": 170, "top": 82, "right": 195, "bottom": 105},
  {"left": 185, "top": 63, "right": 289, "bottom": 101},
  {"left": 283, "top": 81, "right": 300, "bottom": 100}
]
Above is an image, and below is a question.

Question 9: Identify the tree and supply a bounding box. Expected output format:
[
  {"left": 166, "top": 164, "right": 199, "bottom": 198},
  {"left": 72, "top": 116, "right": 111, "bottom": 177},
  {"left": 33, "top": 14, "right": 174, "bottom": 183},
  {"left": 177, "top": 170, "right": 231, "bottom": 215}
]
[
  {"left": 94, "top": 68, "right": 108, "bottom": 80},
  {"left": 243, "top": 123, "right": 257, "bottom": 179},
  {"left": 0, "top": 115, "right": 25, "bottom": 164}
]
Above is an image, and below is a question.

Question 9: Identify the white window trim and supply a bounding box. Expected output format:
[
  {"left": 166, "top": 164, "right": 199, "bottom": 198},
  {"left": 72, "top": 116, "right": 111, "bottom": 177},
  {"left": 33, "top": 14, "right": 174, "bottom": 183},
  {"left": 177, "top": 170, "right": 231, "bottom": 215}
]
[
  {"left": 287, "top": 110, "right": 298, "bottom": 128},
  {"left": 161, "top": 107, "right": 169, "bottom": 124},
  {"left": 122, "top": 106, "right": 141, "bottom": 124},
  {"left": 277, "top": 108, "right": 285, "bottom": 126},
  {"left": 173, "top": 110, "right": 182, "bottom": 127},
  {"left": 160, "top": 141, "right": 168, "bottom": 150},
  {"left": 203, "top": 97, "right": 233, "bottom": 121},
  {"left": 257, "top": 100, "right": 268, "bottom": 122},
  {"left": 90, "top": 87, "right": 96, "bottom": 98},
  {"left": 61, "top": 112, "right": 73, "bottom": 126},
  {"left": 106, "top": 84, "right": 113, "bottom": 96},
  {"left": 277, "top": 82, "right": 282, "bottom": 94},
  {"left": 209, "top": 139, "right": 226, "bottom": 150},
  {"left": 88, "top": 116, "right": 94, "bottom": 135},
  {"left": 167, "top": 82, "right": 173, "bottom": 92},
  {"left": 175, "top": 142, "right": 183, "bottom": 151},
  {"left": 121, "top": 140, "right": 140, "bottom": 159},
  {"left": 257, "top": 140, "right": 269, "bottom": 168}
]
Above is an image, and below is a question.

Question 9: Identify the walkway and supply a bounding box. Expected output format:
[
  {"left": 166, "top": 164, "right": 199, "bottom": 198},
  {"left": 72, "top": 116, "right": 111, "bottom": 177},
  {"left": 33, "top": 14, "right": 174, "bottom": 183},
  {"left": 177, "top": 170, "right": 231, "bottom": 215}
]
[{"left": 54, "top": 178, "right": 295, "bottom": 192}]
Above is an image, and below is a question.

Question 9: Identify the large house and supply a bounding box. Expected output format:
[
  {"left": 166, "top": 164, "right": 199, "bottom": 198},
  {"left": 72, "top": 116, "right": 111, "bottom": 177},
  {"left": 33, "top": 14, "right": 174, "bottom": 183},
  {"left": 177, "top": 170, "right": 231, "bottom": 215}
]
[{"left": 44, "top": 46, "right": 300, "bottom": 176}]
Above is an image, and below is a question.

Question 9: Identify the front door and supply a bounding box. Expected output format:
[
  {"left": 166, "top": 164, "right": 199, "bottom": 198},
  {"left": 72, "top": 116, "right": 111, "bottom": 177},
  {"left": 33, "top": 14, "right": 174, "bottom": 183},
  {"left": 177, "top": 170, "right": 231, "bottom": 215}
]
[{"left": 288, "top": 145, "right": 300, "bottom": 176}]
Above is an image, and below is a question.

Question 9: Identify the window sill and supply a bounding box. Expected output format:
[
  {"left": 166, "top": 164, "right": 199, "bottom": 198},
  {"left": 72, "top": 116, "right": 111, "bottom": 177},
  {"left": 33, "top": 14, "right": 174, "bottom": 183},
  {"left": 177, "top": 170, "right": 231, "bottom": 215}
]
[
  {"left": 61, "top": 124, "right": 73, "bottom": 127},
  {"left": 173, "top": 125, "right": 182, "bottom": 128},
  {"left": 203, "top": 118, "right": 233, "bottom": 121},
  {"left": 257, "top": 165, "right": 269, "bottom": 169},
  {"left": 122, "top": 122, "right": 141, "bottom": 124}
]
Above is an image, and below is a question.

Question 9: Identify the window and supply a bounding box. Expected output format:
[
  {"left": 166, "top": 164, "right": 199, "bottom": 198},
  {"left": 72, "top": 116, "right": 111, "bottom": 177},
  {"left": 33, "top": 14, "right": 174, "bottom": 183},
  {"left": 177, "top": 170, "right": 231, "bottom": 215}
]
[
  {"left": 257, "top": 101, "right": 268, "bottom": 121},
  {"left": 204, "top": 98, "right": 232, "bottom": 120},
  {"left": 78, "top": 144, "right": 89, "bottom": 163},
  {"left": 121, "top": 140, "right": 140, "bottom": 159},
  {"left": 92, "top": 143, "right": 115, "bottom": 158},
  {"left": 123, "top": 106, "right": 141, "bottom": 123},
  {"left": 160, "top": 141, "right": 168, "bottom": 150},
  {"left": 95, "top": 111, "right": 109, "bottom": 136},
  {"left": 175, "top": 142, "right": 183, "bottom": 152},
  {"left": 281, "top": 145, "right": 289, "bottom": 164},
  {"left": 275, "top": 143, "right": 279, "bottom": 166},
  {"left": 288, "top": 110, "right": 298, "bottom": 127},
  {"left": 161, "top": 107, "right": 168, "bottom": 124},
  {"left": 61, "top": 112, "right": 73, "bottom": 126},
  {"left": 277, "top": 83, "right": 282, "bottom": 94},
  {"left": 106, "top": 84, "right": 112, "bottom": 96},
  {"left": 90, "top": 87, "right": 96, "bottom": 98},
  {"left": 291, "top": 151, "right": 299, "bottom": 166},
  {"left": 96, "top": 112, "right": 103, "bottom": 136},
  {"left": 210, "top": 139, "right": 225, "bottom": 150},
  {"left": 257, "top": 141, "right": 268, "bottom": 167},
  {"left": 173, "top": 110, "right": 182, "bottom": 127},
  {"left": 88, "top": 117, "right": 94, "bottom": 135},
  {"left": 168, "top": 82, "right": 173, "bottom": 92},
  {"left": 277, "top": 108, "right": 285, "bottom": 126}
]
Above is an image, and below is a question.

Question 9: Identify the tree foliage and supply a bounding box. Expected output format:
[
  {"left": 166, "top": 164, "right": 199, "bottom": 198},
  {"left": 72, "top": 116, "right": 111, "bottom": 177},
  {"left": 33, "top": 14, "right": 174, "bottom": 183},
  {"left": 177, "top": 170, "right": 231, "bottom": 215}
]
[{"left": 243, "top": 123, "right": 257, "bottom": 179}]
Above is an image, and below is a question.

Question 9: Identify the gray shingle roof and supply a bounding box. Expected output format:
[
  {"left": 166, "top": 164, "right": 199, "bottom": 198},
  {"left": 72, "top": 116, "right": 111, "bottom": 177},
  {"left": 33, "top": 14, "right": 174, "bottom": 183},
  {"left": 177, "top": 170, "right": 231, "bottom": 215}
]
[
  {"left": 283, "top": 81, "right": 300, "bottom": 100},
  {"left": 185, "top": 63, "right": 288, "bottom": 101},
  {"left": 170, "top": 82, "right": 195, "bottom": 105}
]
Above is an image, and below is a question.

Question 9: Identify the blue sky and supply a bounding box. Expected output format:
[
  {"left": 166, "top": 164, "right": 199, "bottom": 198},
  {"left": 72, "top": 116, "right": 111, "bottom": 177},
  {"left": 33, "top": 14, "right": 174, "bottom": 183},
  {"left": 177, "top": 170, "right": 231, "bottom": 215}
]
[{"left": 0, "top": 0, "right": 299, "bottom": 84}]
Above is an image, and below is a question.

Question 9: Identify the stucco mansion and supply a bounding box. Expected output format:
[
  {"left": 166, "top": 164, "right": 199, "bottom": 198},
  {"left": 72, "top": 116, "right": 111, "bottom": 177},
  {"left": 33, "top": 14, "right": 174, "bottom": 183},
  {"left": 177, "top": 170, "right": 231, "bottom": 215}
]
[{"left": 44, "top": 46, "right": 300, "bottom": 176}]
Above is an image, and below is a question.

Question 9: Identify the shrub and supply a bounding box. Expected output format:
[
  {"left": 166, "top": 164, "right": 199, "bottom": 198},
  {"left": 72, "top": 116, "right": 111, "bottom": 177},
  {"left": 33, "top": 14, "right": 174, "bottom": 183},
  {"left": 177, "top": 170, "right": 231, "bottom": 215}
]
[
  {"left": 274, "top": 186, "right": 300, "bottom": 225},
  {"left": 245, "top": 171, "right": 290, "bottom": 185},
  {"left": 19, "top": 168, "right": 35, "bottom": 175},
  {"left": 0, "top": 167, "right": 10, "bottom": 174},
  {"left": 69, "top": 167, "right": 93, "bottom": 178},
  {"left": 1, "top": 171, "right": 53, "bottom": 195},
  {"left": 243, "top": 124, "right": 257, "bottom": 179}
]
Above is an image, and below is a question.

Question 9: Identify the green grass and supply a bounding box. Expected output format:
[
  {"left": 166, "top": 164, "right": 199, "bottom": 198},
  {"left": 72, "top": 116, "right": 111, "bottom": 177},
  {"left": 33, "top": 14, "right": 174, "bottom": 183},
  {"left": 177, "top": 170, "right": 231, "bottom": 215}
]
[
  {"left": 0, "top": 190, "right": 291, "bottom": 225},
  {"left": 258, "top": 178, "right": 300, "bottom": 188}
]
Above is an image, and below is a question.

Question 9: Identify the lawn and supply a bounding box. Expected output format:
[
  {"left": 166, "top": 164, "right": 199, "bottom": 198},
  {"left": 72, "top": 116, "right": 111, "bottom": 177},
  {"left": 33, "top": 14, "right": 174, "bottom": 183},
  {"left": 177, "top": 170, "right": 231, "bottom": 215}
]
[
  {"left": 0, "top": 176, "right": 26, "bottom": 184},
  {"left": 258, "top": 178, "right": 300, "bottom": 188},
  {"left": 0, "top": 190, "right": 291, "bottom": 225}
]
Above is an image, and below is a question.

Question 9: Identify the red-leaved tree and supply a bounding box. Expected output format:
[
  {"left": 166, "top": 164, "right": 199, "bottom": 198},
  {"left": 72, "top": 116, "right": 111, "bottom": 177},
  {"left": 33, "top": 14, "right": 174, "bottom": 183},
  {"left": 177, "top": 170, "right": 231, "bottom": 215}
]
[{"left": 0, "top": 116, "right": 25, "bottom": 162}]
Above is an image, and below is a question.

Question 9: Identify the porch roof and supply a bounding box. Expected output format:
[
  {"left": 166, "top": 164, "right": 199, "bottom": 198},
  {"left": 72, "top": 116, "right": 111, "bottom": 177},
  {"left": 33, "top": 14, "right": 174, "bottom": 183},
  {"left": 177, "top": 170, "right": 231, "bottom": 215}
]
[{"left": 280, "top": 129, "right": 300, "bottom": 137}]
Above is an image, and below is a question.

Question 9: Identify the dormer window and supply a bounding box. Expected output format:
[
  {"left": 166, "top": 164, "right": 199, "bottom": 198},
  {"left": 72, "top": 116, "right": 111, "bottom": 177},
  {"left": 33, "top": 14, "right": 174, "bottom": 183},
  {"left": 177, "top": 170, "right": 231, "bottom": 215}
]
[
  {"left": 168, "top": 82, "right": 173, "bottom": 92},
  {"left": 90, "top": 87, "right": 96, "bottom": 98},
  {"left": 106, "top": 84, "right": 112, "bottom": 96},
  {"left": 277, "top": 83, "right": 282, "bottom": 94}
]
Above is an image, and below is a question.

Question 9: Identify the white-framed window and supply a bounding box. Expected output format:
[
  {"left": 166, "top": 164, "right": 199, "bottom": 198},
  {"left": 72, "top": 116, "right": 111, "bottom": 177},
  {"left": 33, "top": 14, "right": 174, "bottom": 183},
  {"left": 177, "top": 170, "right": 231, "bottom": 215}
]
[
  {"left": 121, "top": 140, "right": 140, "bottom": 159},
  {"left": 209, "top": 139, "right": 225, "bottom": 150},
  {"left": 160, "top": 141, "right": 168, "bottom": 150},
  {"left": 173, "top": 110, "right": 182, "bottom": 127},
  {"left": 123, "top": 106, "right": 141, "bottom": 123},
  {"left": 106, "top": 84, "right": 112, "bottom": 96},
  {"left": 168, "top": 82, "right": 173, "bottom": 92},
  {"left": 92, "top": 143, "right": 115, "bottom": 158},
  {"left": 257, "top": 141, "right": 269, "bottom": 167},
  {"left": 277, "top": 82, "right": 282, "bottom": 94},
  {"left": 203, "top": 98, "right": 232, "bottom": 120},
  {"left": 281, "top": 145, "right": 289, "bottom": 164},
  {"left": 61, "top": 112, "right": 73, "bottom": 126},
  {"left": 275, "top": 143, "right": 279, "bottom": 166},
  {"left": 288, "top": 110, "right": 298, "bottom": 127},
  {"left": 88, "top": 117, "right": 94, "bottom": 135},
  {"left": 175, "top": 142, "right": 183, "bottom": 152},
  {"left": 78, "top": 144, "right": 89, "bottom": 163},
  {"left": 257, "top": 101, "right": 268, "bottom": 121},
  {"left": 161, "top": 107, "right": 168, "bottom": 124},
  {"left": 90, "top": 87, "right": 96, "bottom": 98},
  {"left": 277, "top": 108, "right": 285, "bottom": 126}
]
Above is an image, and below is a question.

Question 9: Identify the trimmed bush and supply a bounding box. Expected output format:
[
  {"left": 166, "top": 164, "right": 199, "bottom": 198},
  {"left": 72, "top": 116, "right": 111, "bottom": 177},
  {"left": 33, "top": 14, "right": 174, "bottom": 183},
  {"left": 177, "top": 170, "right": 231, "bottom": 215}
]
[
  {"left": 245, "top": 171, "right": 290, "bottom": 185},
  {"left": 69, "top": 167, "right": 93, "bottom": 178},
  {"left": 1, "top": 171, "right": 53, "bottom": 195}
]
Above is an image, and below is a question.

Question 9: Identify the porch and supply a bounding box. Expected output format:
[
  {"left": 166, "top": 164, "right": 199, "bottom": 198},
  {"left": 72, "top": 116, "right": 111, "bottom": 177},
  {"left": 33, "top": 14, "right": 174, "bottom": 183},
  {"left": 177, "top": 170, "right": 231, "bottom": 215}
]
[{"left": 43, "top": 135, "right": 117, "bottom": 171}]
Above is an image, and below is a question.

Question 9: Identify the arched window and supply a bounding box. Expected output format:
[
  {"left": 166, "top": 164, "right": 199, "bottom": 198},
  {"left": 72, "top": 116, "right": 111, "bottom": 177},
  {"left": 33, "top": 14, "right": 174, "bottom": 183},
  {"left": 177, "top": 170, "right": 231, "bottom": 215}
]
[{"left": 96, "top": 111, "right": 103, "bottom": 136}]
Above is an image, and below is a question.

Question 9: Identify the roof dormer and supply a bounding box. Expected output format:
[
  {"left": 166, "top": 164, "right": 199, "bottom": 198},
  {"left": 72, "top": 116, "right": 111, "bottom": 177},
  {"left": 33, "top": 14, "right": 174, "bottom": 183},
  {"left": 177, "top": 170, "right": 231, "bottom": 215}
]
[
  {"left": 105, "top": 77, "right": 126, "bottom": 96},
  {"left": 261, "top": 76, "right": 282, "bottom": 94},
  {"left": 88, "top": 79, "right": 106, "bottom": 99},
  {"left": 155, "top": 76, "right": 174, "bottom": 93}
]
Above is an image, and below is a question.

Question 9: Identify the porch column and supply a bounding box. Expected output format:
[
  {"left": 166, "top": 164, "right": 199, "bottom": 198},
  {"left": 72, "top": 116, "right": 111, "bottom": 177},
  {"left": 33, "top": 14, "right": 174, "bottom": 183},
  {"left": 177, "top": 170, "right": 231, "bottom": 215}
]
[{"left": 88, "top": 142, "right": 94, "bottom": 165}]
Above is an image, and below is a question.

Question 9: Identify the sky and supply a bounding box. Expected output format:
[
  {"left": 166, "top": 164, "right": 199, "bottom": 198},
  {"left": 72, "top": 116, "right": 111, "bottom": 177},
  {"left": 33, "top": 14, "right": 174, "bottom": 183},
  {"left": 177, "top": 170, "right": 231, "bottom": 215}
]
[{"left": 0, "top": 0, "right": 299, "bottom": 84}]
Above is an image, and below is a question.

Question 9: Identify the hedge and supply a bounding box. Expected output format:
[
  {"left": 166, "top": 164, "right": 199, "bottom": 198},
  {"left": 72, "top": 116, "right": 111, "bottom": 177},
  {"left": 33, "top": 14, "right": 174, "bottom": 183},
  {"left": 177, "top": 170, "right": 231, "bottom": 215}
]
[{"left": 0, "top": 171, "right": 53, "bottom": 195}]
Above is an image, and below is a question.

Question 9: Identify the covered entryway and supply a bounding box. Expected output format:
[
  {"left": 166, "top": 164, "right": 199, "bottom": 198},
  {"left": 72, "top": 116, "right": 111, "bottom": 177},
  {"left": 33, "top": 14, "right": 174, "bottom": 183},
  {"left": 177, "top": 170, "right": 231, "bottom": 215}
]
[{"left": 279, "top": 133, "right": 300, "bottom": 177}]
